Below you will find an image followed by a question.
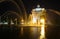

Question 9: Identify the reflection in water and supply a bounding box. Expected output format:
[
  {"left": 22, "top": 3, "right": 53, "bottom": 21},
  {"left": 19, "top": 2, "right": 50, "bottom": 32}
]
[
  {"left": 21, "top": 27, "right": 23, "bottom": 35},
  {"left": 40, "top": 18, "right": 45, "bottom": 39},
  {"left": 30, "top": 27, "right": 38, "bottom": 35}
]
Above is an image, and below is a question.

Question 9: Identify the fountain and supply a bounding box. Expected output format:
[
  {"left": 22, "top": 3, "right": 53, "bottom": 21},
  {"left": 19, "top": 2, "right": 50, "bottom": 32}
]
[
  {"left": 1, "top": 0, "right": 60, "bottom": 39},
  {"left": 0, "top": 0, "right": 47, "bottom": 39},
  {"left": 1, "top": 0, "right": 46, "bottom": 39},
  {"left": 16, "top": 4, "right": 47, "bottom": 39}
]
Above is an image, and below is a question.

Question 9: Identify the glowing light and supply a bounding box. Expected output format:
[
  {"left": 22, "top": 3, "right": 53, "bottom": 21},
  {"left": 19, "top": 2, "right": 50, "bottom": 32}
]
[
  {"left": 4, "top": 22, "right": 8, "bottom": 24},
  {"left": 40, "top": 18, "right": 45, "bottom": 39},
  {"left": 42, "top": 8, "right": 45, "bottom": 11},
  {"left": 35, "top": 8, "right": 42, "bottom": 11},
  {"left": 11, "top": 20, "right": 14, "bottom": 25},
  {"left": 32, "top": 17, "right": 37, "bottom": 24},
  {"left": 37, "top": 5, "right": 40, "bottom": 8},
  {"left": 40, "top": 18, "right": 45, "bottom": 24},
  {"left": 32, "top": 9, "right": 36, "bottom": 12},
  {"left": 21, "top": 19, "right": 24, "bottom": 25}
]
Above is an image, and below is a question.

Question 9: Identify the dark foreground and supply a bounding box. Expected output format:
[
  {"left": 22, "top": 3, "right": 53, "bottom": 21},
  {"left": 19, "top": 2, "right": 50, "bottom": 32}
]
[{"left": 0, "top": 25, "right": 60, "bottom": 39}]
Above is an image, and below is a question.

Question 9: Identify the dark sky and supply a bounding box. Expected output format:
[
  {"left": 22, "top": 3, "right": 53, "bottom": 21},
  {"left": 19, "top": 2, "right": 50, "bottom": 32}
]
[
  {"left": 0, "top": 0, "right": 60, "bottom": 15},
  {"left": 22, "top": 0, "right": 60, "bottom": 12}
]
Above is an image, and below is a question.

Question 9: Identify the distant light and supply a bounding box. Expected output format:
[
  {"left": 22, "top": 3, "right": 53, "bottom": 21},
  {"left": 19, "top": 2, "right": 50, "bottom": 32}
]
[
  {"left": 32, "top": 9, "right": 36, "bottom": 12},
  {"left": 37, "top": 5, "right": 40, "bottom": 8},
  {"left": 11, "top": 22, "right": 14, "bottom": 24},
  {"left": 40, "top": 18, "right": 45, "bottom": 24},
  {"left": 11, "top": 21, "right": 14, "bottom": 25},
  {"left": 35, "top": 5, "right": 42, "bottom": 11},
  {"left": 4, "top": 22, "right": 8, "bottom": 24},
  {"left": 21, "top": 22, "right": 24, "bottom": 24},
  {"left": 21, "top": 19, "right": 24, "bottom": 25},
  {"left": 42, "top": 8, "right": 45, "bottom": 10},
  {"left": 32, "top": 17, "right": 37, "bottom": 24},
  {"left": 32, "top": 5, "right": 44, "bottom": 12},
  {"left": 35, "top": 8, "right": 42, "bottom": 11}
]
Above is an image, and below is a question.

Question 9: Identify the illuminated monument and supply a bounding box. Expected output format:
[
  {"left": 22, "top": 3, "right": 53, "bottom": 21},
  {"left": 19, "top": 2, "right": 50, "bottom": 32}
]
[
  {"left": 28, "top": 5, "right": 46, "bottom": 26},
  {"left": 20, "top": 4, "right": 46, "bottom": 39},
  {"left": 28, "top": 5, "right": 46, "bottom": 39}
]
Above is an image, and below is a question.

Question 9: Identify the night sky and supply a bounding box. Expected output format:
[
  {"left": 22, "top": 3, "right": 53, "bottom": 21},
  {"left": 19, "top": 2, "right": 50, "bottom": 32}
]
[{"left": 0, "top": 0, "right": 60, "bottom": 14}]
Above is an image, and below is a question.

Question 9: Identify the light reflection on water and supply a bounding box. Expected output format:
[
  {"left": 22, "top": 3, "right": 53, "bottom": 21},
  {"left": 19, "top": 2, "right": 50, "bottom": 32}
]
[{"left": 20, "top": 26, "right": 41, "bottom": 39}]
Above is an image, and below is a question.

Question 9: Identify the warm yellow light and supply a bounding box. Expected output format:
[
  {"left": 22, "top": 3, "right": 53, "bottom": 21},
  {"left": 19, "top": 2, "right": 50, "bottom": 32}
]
[
  {"left": 40, "top": 25, "right": 45, "bottom": 37},
  {"left": 41, "top": 25, "right": 45, "bottom": 34},
  {"left": 40, "top": 18, "right": 45, "bottom": 39},
  {"left": 40, "top": 18, "right": 45, "bottom": 24},
  {"left": 21, "top": 19, "right": 24, "bottom": 22},
  {"left": 21, "top": 19, "right": 24, "bottom": 25},
  {"left": 32, "top": 17, "right": 37, "bottom": 24},
  {"left": 42, "top": 8, "right": 45, "bottom": 10}
]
